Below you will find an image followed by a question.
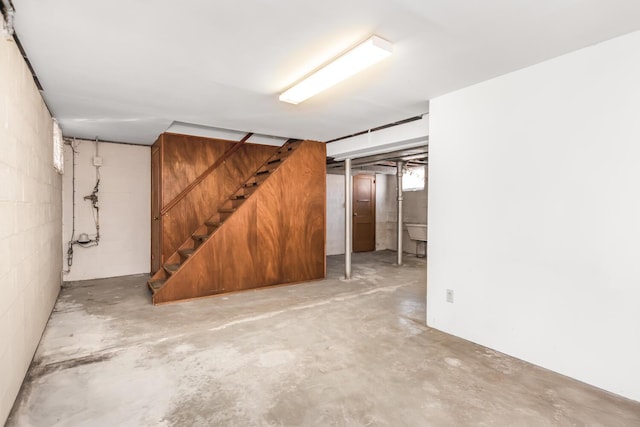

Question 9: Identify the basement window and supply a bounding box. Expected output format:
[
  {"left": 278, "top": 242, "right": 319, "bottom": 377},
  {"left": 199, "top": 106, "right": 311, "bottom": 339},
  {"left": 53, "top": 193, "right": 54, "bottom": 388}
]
[
  {"left": 53, "top": 118, "right": 64, "bottom": 174},
  {"left": 402, "top": 166, "right": 425, "bottom": 192}
]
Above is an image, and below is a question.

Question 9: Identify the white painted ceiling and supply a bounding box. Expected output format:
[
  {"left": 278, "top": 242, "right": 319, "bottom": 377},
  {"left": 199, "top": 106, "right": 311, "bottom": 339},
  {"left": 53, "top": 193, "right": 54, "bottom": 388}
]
[{"left": 13, "top": 0, "right": 640, "bottom": 145}]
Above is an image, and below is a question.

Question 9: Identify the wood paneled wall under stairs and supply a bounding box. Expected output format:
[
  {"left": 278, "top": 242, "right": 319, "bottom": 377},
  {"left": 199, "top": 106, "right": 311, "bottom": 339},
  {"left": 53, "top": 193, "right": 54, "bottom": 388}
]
[
  {"left": 151, "top": 133, "right": 277, "bottom": 272},
  {"left": 150, "top": 138, "right": 326, "bottom": 304}
]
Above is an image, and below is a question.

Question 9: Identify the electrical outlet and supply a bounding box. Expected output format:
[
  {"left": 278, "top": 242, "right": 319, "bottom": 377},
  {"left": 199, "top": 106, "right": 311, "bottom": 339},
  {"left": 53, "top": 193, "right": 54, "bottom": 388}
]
[
  {"left": 93, "top": 156, "right": 103, "bottom": 167},
  {"left": 446, "top": 289, "right": 454, "bottom": 303}
]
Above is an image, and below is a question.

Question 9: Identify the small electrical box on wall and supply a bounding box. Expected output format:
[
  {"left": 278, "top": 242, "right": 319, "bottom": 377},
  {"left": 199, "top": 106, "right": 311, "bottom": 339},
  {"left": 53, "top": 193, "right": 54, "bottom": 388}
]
[{"left": 93, "top": 156, "right": 103, "bottom": 167}]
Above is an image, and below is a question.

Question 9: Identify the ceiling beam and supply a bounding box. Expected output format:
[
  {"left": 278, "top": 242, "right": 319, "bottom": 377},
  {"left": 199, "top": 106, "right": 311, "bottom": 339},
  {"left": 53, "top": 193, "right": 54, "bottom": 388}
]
[
  {"left": 327, "top": 146, "right": 428, "bottom": 168},
  {"left": 326, "top": 114, "right": 425, "bottom": 143}
]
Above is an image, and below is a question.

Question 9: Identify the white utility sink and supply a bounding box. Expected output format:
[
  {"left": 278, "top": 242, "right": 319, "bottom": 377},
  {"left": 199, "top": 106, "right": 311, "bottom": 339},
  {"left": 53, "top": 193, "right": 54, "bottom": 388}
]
[
  {"left": 405, "top": 223, "right": 427, "bottom": 241},
  {"left": 405, "top": 223, "right": 427, "bottom": 258}
]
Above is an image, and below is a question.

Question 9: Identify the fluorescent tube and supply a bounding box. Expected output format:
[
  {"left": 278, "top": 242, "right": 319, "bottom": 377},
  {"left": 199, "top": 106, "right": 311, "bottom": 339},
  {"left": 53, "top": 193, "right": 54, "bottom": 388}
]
[{"left": 279, "top": 35, "right": 392, "bottom": 104}]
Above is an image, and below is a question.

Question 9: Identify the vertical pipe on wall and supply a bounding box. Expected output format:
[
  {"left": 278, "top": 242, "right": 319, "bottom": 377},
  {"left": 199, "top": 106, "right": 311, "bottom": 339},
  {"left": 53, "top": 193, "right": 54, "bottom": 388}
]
[
  {"left": 397, "top": 160, "right": 404, "bottom": 265},
  {"left": 345, "top": 158, "right": 352, "bottom": 279}
]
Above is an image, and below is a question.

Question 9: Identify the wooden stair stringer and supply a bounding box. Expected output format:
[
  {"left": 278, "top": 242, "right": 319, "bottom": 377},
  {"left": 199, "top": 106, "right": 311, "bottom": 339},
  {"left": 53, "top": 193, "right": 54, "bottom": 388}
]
[{"left": 151, "top": 140, "right": 326, "bottom": 304}]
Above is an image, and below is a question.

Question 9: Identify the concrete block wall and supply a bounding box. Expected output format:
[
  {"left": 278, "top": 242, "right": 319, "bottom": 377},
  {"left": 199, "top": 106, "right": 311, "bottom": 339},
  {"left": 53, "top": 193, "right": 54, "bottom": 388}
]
[
  {"left": 0, "top": 37, "right": 62, "bottom": 423},
  {"left": 402, "top": 177, "right": 428, "bottom": 255},
  {"left": 381, "top": 172, "right": 428, "bottom": 255}
]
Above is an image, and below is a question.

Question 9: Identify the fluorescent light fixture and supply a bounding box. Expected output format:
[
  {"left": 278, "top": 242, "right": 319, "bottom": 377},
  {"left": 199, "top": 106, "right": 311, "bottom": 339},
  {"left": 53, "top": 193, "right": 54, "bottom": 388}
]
[{"left": 279, "top": 35, "right": 392, "bottom": 104}]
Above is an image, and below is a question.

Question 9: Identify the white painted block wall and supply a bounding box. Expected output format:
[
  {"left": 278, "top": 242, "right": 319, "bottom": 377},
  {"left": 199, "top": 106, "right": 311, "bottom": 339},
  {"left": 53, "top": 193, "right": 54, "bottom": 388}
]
[
  {"left": 383, "top": 176, "right": 428, "bottom": 254},
  {"left": 326, "top": 174, "right": 345, "bottom": 256},
  {"left": 0, "top": 37, "right": 62, "bottom": 423},
  {"left": 428, "top": 31, "right": 640, "bottom": 401},
  {"left": 62, "top": 141, "right": 150, "bottom": 281},
  {"left": 375, "top": 174, "right": 393, "bottom": 251}
]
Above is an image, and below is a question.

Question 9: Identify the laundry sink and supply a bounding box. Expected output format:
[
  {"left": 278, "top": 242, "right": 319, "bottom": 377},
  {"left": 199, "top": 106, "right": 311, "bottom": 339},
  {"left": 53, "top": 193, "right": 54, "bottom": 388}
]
[{"left": 405, "top": 223, "right": 427, "bottom": 241}]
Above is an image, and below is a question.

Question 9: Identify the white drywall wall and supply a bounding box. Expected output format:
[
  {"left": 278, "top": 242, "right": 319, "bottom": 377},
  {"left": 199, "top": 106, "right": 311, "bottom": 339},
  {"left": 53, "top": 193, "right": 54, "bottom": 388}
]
[
  {"left": 0, "top": 37, "right": 62, "bottom": 424},
  {"left": 62, "top": 141, "right": 150, "bottom": 281},
  {"left": 427, "top": 31, "right": 640, "bottom": 401}
]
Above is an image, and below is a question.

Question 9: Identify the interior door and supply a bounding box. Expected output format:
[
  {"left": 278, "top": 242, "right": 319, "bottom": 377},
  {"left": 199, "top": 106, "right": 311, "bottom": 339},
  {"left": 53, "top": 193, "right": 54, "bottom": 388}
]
[
  {"left": 353, "top": 174, "right": 376, "bottom": 252},
  {"left": 151, "top": 145, "right": 162, "bottom": 273}
]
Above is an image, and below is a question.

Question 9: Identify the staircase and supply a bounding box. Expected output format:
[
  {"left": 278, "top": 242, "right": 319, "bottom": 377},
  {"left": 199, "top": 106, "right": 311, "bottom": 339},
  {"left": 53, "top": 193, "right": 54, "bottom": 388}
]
[{"left": 147, "top": 139, "right": 326, "bottom": 304}]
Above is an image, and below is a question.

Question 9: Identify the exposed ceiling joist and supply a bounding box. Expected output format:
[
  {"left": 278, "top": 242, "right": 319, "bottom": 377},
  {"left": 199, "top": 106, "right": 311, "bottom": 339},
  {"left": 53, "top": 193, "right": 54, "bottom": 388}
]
[{"left": 327, "top": 145, "right": 428, "bottom": 174}]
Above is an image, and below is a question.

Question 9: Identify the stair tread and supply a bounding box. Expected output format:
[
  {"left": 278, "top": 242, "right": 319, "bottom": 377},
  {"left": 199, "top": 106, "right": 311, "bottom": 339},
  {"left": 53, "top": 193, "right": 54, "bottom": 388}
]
[
  {"left": 205, "top": 220, "right": 223, "bottom": 227},
  {"left": 148, "top": 279, "right": 166, "bottom": 290},
  {"left": 218, "top": 208, "right": 236, "bottom": 213},
  {"left": 178, "top": 248, "right": 194, "bottom": 256},
  {"left": 192, "top": 234, "right": 209, "bottom": 241},
  {"left": 278, "top": 142, "right": 300, "bottom": 153},
  {"left": 230, "top": 195, "right": 247, "bottom": 200},
  {"left": 164, "top": 263, "right": 180, "bottom": 273}
]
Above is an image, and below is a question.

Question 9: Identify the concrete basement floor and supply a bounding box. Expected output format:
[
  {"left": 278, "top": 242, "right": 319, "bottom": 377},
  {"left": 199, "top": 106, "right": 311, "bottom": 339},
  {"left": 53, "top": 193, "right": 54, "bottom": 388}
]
[{"left": 7, "top": 251, "right": 640, "bottom": 426}]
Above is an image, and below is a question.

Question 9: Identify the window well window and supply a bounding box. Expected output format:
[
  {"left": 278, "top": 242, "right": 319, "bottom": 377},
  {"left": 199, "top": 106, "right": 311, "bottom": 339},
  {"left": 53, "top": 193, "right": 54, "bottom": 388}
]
[
  {"left": 402, "top": 166, "right": 424, "bottom": 191},
  {"left": 53, "top": 118, "right": 64, "bottom": 174}
]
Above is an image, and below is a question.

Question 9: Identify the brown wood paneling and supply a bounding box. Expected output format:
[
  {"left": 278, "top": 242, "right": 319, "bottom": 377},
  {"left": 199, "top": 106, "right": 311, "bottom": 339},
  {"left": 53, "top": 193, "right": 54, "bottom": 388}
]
[
  {"left": 154, "top": 133, "right": 277, "bottom": 261},
  {"left": 161, "top": 132, "right": 254, "bottom": 216},
  {"left": 162, "top": 179, "right": 222, "bottom": 260},
  {"left": 161, "top": 133, "right": 228, "bottom": 204},
  {"left": 224, "top": 144, "right": 278, "bottom": 196},
  {"left": 152, "top": 140, "right": 326, "bottom": 304},
  {"left": 271, "top": 141, "right": 326, "bottom": 283}
]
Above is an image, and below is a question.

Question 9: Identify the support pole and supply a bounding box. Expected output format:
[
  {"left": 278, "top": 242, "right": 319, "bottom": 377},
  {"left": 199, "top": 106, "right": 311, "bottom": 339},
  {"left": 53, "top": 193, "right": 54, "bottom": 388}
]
[
  {"left": 345, "top": 159, "right": 352, "bottom": 279},
  {"left": 397, "top": 161, "right": 404, "bottom": 266}
]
